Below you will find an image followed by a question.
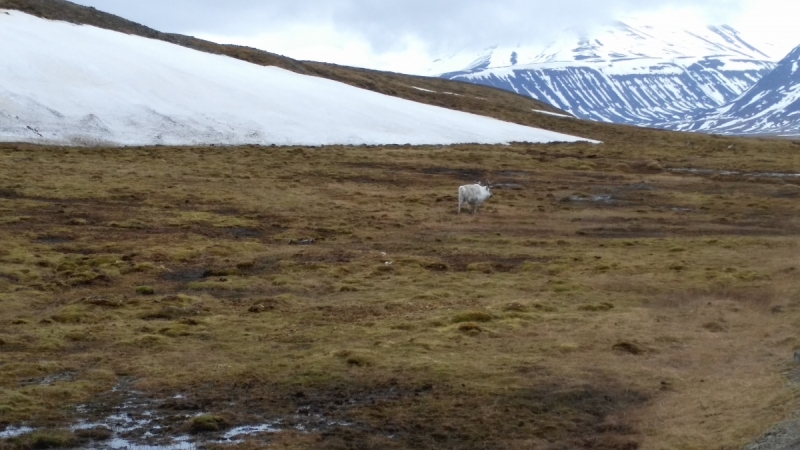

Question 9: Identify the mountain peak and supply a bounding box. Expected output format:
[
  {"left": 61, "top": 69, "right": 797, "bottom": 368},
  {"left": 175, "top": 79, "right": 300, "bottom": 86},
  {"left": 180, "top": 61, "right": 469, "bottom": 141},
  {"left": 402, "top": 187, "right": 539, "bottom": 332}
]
[
  {"left": 673, "top": 43, "right": 800, "bottom": 136},
  {"left": 435, "top": 22, "right": 777, "bottom": 129},
  {"left": 427, "top": 22, "right": 776, "bottom": 76}
]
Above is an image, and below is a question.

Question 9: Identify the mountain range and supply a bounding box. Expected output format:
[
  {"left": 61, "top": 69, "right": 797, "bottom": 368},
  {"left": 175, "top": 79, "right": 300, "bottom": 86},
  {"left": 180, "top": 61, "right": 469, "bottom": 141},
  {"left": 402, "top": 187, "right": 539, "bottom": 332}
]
[
  {"left": 672, "top": 44, "right": 800, "bottom": 136},
  {"left": 433, "top": 22, "right": 800, "bottom": 135}
]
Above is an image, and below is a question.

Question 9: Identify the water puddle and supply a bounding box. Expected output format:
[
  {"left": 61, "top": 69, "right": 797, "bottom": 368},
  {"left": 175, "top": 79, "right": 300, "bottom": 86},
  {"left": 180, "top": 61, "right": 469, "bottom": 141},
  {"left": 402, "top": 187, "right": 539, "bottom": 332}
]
[
  {"left": 33, "top": 235, "right": 73, "bottom": 244},
  {"left": 216, "top": 423, "right": 281, "bottom": 444},
  {"left": 2, "top": 377, "right": 359, "bottom": 448},
  {"left": 98, "top": 436, "right": 195, "bottom": 450},
  {"left": 20, "top": 371, "right": 78, "bottom": 386},
  {"left": 669, "top": 167, "right": 800, "bottom": 178},
  {"left": 567, "top": 194, "right": 613, "bottom": 203},
  {"left": 0, "top": 426, "right": 34, "bottom": 439}
]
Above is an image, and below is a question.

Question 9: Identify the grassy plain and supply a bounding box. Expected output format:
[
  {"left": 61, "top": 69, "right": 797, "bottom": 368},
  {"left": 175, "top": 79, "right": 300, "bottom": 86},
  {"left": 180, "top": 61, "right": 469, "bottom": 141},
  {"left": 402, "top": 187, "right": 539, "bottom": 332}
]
[
  {"left": 2, "top": 2, "right": 800, "bottom": 449},
  {"left": 1, "top": 133, "right": 800, "bottom": 449}
]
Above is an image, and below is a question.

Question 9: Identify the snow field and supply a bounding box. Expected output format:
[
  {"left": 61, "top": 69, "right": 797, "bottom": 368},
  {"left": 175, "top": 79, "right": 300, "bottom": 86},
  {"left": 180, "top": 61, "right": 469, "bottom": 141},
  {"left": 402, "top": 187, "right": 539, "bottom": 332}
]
[{"left": 0, "top": 11, "right": 596, "bottom": 147}]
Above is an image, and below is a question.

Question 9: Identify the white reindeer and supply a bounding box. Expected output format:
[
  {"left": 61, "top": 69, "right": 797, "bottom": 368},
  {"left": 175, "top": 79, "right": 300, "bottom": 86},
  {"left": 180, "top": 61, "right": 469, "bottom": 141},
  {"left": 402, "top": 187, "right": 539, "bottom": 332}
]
[{"left": 458, "top": 181, "right": 493, "bottom": 214}]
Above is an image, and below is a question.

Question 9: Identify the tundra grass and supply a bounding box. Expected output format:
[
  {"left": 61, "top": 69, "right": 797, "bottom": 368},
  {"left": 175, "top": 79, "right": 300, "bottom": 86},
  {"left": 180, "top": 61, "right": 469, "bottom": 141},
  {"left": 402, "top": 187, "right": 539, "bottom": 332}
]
[{"left": 1, "top": 138, "right": 800, "bottom": 449}]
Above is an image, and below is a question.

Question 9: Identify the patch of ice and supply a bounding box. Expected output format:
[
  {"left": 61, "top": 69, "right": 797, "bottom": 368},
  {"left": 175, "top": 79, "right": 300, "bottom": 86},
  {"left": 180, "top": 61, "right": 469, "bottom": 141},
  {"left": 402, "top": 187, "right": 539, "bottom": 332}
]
[
  {"left": 0, "top": 426, "right": 34, "bottom": 439},
  {"left": 569, "top": 194, "right": 613, "bottom": 203},
  {"left": 105, "top": 437, "right": 195, "bottom": 450},
  {"left": 222, "top": 423, "right": 281, "bottom": 440},
  {"left": 531, "top": 109, "right": 574, "bottom": 118},
  {"left": 668, "top": 167, "right": 800, "bottom": 178}
]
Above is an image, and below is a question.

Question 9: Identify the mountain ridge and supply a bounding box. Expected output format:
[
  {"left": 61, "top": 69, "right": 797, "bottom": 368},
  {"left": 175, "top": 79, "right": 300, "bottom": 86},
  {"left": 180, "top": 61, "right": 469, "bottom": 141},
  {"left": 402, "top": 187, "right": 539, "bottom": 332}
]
[
  {"left": 672, "top": 44, "right": 800, "bottom": 136},
  {"left": 435, "top": 21, "right": 777, "bottom": 129}
]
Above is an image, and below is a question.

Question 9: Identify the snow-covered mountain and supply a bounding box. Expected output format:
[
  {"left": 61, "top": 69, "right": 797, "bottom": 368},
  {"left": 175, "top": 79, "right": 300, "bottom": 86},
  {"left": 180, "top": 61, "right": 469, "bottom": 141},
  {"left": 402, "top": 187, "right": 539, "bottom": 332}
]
[
  {"left": 434, "top": 22, "right": 777, "bottom": 127},
  {"left": 672, "top": 44, "right": 800, "bottom": 136},
  {"left": 0, "top": 10, "right": 594, "bottom": 147}
]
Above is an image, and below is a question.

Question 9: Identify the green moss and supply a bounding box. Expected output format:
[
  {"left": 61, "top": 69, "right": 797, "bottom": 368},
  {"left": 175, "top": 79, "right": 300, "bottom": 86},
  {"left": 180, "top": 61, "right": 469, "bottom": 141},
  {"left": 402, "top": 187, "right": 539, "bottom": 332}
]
[
  {"left": 8, "top": 430, "right": 77, "bottom": 448},
  {"left": 135, "top": 286, "right": 155, "bottom": 295},
  {"left": 453, "top": 311, "right": 493, "bottom": 323},
  {"left": 578, "top": 302, "right": 615, "bottom": 312},
  {"left": 189, "top": 415, "right": 229, "bottom": 433}
]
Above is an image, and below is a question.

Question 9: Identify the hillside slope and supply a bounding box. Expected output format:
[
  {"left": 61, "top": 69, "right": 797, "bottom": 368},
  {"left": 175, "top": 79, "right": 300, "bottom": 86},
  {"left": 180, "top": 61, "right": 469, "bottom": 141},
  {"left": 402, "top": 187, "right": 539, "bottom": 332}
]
[
  {"left": 0, "top": 10, "right": 594, "bottom": 146},
  {"left": 0, "top": 0, "right": 613, "bottom": 139}
]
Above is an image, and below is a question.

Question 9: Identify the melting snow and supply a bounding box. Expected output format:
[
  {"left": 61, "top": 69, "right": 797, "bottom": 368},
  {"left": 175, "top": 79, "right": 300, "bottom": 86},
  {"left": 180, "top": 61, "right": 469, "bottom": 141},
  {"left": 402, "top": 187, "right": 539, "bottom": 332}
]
[
  {"left": 0, "top": 426, "right": 34, "bottom": 439},
  {"left": 0, "top": 10, "right": 596, "bottom": 147},
  {"left": 531, "top": 109, "right": 574, "bottom": 118}
]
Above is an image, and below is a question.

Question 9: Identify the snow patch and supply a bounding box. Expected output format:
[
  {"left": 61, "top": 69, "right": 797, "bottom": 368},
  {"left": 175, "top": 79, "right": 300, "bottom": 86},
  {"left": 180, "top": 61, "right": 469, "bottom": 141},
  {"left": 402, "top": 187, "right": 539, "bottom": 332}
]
[
  {"left": 532, "top": 109, "right": 574, "bottom": 118},
  {"left": 0, "top": 11, "right": 596, "bottom": 147}
]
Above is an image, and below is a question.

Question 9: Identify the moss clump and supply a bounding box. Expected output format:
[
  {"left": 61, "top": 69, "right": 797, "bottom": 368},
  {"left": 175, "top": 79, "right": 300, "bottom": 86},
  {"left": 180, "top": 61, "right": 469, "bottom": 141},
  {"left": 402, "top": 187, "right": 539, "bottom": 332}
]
[
  {"left": 578, "top": 302, "right": 615, "bottom": 312},
  {"left": 188, "top": 415, "right": 229, "bottom": 433},
  {"left": 612, "top": 341, "right": 645, "bottom": 355},
  {"left": 457, "top": 323, "right": 484, "bottom": 335},
  {"left": 466, "top": 262, "right": 494, "bottom": 274},
  {"left": 503, "top": 302, "right": 528, "bottom": 312},
  {"left": 9, "top": 430, "right": 77, "bottom": 449},
  {"left": 74, "top": 426, "right": 112, "bottom": 441},
  {"left": 117, "top": 334, "right": 169, "bottom": 349},
  {"left": 453, "top": 311, "right": 492, "bottom": 323},
  {"left": 345, "top": 354, "right": 374, "bottom": 367},
  {"left": 140, "top": 304, "right": 206, "bottom": 320},
  {"left": 135, "top": 286, "right": 155, "bottom": 295},
  {"left": 50, "top": 306, "right": 93, "bottom": 324}
]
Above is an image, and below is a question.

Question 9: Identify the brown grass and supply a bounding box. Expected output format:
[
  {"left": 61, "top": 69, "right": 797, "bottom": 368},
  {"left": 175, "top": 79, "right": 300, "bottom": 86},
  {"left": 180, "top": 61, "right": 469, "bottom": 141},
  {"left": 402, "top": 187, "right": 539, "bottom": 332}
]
[
  {"left": 0, "top": 3, "right": 799, "bottom": 448},
  {"left": 0, "top": 138, "right": 799, "bottom": 448}
]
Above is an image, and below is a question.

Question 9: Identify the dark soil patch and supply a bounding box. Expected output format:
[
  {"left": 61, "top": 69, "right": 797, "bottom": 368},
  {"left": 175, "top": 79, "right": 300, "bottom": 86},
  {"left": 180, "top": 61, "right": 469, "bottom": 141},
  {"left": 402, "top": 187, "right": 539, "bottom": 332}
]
[
  {"left": 236, "top": 257, "right": 281, "bottom": 275},
  {"left": 302, "top": 381, "right": 648, "bottom": 450},
  {"left": 338, "top": 175, "right": 412, "bottom": 187},
  {"left": 421, "top": 167, "right": 485, "bottom": 182},
  {"left": 437, "top": 254, "right": 538, "bottom": 272},
  {"left": 223, "top": 227, "right": 262, "bottom": 239},
  {"left": 612, "top": 341, "right": 645, "bottom": 355},
  {"left": 0, "top": 187, "right": 20, "bottom": 199},
  {"left": 291, "top": 251, "right": 353, "bottom": 265},
  {"left": 161, "top": 268, "right": 207, "bottom": 283},
  {"left": 32, "top": 235, "right": 73, "bottom": 245}
]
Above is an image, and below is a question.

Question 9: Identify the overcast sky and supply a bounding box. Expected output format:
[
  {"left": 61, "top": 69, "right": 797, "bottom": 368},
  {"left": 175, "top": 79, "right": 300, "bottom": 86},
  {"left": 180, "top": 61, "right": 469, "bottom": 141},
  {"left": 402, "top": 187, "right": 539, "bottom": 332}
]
[{"left": 71, "top": 0, "right": 800, "bottom": 74}]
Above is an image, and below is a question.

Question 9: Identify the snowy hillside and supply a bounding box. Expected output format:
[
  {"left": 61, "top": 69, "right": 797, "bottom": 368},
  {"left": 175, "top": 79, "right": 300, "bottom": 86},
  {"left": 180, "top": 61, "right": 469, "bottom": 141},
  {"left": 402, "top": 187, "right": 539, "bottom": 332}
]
[
  {"left": 0, "top": 11, "right": 594, "bottom": 147},
  {"left": 433, "top": 22, "right": 776, "bottom": 127},
  {"left": 672, "top": 45, "right": 800, "bottom": 136}
]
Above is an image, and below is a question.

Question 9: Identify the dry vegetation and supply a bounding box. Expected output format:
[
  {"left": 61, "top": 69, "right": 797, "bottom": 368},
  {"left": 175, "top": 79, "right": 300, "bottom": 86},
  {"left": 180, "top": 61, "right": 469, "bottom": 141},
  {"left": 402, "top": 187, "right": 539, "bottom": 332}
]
[{"left": 1, "top": 132, "right": 800, "bottom": 449}]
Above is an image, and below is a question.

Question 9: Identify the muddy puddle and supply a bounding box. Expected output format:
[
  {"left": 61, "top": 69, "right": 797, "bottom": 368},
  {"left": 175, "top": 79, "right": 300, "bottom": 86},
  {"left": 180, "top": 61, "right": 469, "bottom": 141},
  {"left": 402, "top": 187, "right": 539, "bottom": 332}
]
[
  {"left": 565, "top": 194, "right": 614, "bottom": 203},
  {"left": 0, "top": 426, "right": 35, "bottom": 439},
  {"left": 669, "top": 167, "right": 800, "bottom": 179},
  {"left": 1, "top": 378, "right": 362, "bottom": 449}
]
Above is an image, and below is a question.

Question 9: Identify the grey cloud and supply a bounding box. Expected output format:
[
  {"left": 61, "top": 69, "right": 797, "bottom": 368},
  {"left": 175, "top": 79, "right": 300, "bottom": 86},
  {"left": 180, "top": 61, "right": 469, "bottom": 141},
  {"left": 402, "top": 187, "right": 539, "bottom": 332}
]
[{"left": 71, "top": 0, "right": 746, "bottom": 52}]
